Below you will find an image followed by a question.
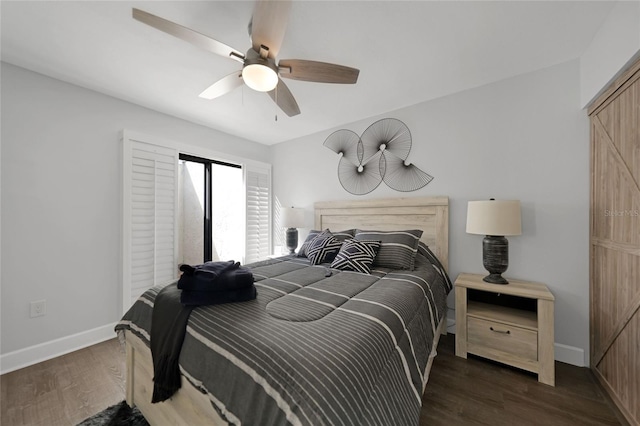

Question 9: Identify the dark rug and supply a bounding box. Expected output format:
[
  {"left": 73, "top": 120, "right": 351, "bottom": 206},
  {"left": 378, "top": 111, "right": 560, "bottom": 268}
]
[{"left": 77, "top": 401, "right": 149, "bottom": 426}]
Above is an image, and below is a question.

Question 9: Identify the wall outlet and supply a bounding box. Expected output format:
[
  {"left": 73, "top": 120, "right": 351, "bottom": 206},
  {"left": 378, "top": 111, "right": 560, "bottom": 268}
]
[{"left": 30, "top": 300, "right": 46, "bottom": 318}]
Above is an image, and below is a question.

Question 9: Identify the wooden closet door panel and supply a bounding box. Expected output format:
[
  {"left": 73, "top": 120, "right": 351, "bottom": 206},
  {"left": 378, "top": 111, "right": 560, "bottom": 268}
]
[
  {"left": 597, "top": 312, "right": 640, "bottom": 423},
  {"left": 592, "top": 246, "right": 640, "bottom": 354},
  {"left": 590, "top": 59, "right": 640, "bottom": 426},
  {"left": 617, "top": 82, "right": 640, "bottom": 182},
  {"left": 591, "top": 116, "right": 640, "bottom": 245}
]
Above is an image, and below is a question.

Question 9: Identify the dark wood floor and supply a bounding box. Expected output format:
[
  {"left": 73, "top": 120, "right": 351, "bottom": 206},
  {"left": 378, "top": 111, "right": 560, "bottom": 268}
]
[
  {"left": 0, "top": 334, "right": 625, "bottom": 425},
  {"left": 1, "top": 339, "right": 126, "bottom": 426},
  {"left": 422, "top": 335, "right": 625, "bottom": 426}
]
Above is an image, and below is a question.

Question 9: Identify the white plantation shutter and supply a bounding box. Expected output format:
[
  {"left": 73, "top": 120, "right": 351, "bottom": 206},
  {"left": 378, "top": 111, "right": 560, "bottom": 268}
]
[
  {"left": 122, "top": 135, "right": 178, "bottom": 313},
  {"left": 245, "top": 165, "right": 271, "bottom": 264}
]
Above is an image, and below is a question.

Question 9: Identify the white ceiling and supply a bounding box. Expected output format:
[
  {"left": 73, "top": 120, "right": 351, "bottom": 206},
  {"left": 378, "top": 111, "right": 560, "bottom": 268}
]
[{"left": 1, "top": 1, "right": 614, "bottom": 145}]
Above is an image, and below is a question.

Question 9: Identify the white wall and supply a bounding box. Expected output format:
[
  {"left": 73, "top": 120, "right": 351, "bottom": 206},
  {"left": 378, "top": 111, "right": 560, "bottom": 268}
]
[
  {"left": 272, "top": 60, "right": 591, "bottom": 366},
  {"left": 580, "top": 0, "right": 640, "bottom": 107},
  {"left": 0, "top": 63, "right": 269, "bottom": 367}
]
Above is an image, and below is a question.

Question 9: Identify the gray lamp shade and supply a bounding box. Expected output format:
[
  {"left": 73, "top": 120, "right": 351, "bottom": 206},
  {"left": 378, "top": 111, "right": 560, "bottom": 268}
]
[{"left": 466, "top": 199, "right": 521, "bottom": 284}]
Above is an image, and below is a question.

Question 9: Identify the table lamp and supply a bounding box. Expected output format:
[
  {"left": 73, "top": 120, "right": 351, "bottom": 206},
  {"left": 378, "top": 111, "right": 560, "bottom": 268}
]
[{"left": 466, "top": 199, "right": 521, "bottom": 284}]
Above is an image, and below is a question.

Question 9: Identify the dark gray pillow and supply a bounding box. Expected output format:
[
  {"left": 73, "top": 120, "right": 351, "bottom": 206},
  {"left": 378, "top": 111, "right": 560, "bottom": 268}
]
[
  {"left": 332, "top": 229, "right": 356, "bottom": 242},
  {"left": 355, "top": 229, "right": 423, "bottom": 270},
  {"left": 296, "top": 229, "right": 323, "bottom": 257}
]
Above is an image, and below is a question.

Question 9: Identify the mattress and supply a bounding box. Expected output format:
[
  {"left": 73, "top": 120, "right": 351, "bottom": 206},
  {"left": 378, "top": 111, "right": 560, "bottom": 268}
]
[{"left": 115, "top": 250, "right": 451, "bottom": 426}]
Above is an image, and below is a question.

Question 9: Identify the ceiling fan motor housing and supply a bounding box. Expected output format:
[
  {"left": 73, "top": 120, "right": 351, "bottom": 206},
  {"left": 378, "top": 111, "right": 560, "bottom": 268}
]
[{"left": 242, "top": 48, "right": 279, "bottom": 92}]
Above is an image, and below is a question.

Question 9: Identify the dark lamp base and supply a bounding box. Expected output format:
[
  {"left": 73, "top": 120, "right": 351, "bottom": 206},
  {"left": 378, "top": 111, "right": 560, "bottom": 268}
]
[
  {"left": 483, "top": 273, "right": 509, "bottom": 285},
  {"left": 482, "top": 235, "right": 510, "bottom": 285},
  {"left": 285, "top": 228, "right": 299, "bottom": 255}
]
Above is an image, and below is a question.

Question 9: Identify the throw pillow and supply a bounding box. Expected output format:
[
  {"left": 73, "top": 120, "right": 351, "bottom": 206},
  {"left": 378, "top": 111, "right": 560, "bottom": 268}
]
[
  {"left": 331, "top": 239, "right": 381, "bottom": 274},
  {"left": 306, "top": 233, "right": 343, "bottom": 265}
]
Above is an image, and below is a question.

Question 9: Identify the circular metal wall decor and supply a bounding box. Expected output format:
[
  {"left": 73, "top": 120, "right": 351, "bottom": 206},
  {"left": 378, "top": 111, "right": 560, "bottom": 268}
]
[
  {"left": 337, "top": 151, "right": 383, "bottom": 195},
  {"left": 323, "top": 129, "right": 363, "bottom": 165},
  {"left": 324, "top": 118, "right": 433, "bottom": 195},
  {"left": 361, "top": 118, "right": 412, "bottom": 162},
  {"left": 380, "top": 151, "right": 434, "bottom": 192}
]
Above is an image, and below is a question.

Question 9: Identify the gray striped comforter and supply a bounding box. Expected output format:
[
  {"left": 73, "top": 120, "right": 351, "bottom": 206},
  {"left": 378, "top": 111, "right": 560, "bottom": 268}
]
[{"left": 116, "top": 251, "right": 451, "bottom": 426}]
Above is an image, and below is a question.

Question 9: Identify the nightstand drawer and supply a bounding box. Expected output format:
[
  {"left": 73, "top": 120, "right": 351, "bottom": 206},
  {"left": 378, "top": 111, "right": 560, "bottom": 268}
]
[{"left": 467, "top": 317, "right": 537, "bottom": 361}]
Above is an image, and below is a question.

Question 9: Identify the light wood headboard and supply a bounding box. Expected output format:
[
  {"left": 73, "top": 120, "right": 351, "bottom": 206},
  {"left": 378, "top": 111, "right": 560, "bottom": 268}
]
[{"left": 314, "top": 197, "right": 449, "bottom": 271}]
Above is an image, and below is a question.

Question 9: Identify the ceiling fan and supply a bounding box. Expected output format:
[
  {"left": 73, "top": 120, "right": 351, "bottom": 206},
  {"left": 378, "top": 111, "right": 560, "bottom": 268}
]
[{"left": 132, "top": 1, "right": 360, "bottom": 117}]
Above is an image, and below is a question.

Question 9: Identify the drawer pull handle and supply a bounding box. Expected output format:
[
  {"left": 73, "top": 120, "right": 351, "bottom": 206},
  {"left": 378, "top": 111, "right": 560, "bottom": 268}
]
[{"left": 490, "top": 327, "right": 510, "bottom": 334}]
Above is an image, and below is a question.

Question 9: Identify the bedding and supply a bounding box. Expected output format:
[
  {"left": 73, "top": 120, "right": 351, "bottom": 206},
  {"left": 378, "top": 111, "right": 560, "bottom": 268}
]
[{"left": 116, "top": 248, "right": 451, "bottom": 426}]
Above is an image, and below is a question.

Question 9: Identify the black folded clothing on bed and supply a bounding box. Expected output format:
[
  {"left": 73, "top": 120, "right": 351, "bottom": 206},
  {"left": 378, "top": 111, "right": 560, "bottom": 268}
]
[
  {"left": 180, "top": 285, "right": 257, "bottom": 306},
  {"left": 178, "top": 261, "right": 254, "bottom": 292},
  {"left": 151, "top": 265, "right": 257, "bottom": 402}
]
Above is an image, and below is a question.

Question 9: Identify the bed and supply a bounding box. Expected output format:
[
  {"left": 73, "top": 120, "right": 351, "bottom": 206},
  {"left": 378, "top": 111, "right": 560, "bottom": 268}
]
[{"left": 116, "top": 196, "right": 450, "bottom": 425}]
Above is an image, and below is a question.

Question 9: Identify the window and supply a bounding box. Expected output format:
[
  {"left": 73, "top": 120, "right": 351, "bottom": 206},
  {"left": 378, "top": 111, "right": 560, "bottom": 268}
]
[
  {"left": 178, "top": 154, "right": 243, "bottom": 265},
  {"left": 122, "top": 131, "right": 271, "bottom": 313}
]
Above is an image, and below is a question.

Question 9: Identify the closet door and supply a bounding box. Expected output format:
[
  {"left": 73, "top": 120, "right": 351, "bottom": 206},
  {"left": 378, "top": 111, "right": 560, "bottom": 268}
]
[{"left": 589, "top": 59, "right": 640, "bottom": 426}]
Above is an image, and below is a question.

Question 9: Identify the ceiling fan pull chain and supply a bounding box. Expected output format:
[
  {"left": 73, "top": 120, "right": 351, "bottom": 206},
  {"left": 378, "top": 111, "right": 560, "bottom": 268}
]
[{"left": 275, "top": 85, "right": 278, "bottom": 122}]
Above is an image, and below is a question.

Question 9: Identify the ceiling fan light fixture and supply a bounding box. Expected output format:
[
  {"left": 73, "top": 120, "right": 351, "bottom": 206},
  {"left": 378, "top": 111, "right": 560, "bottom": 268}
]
[{"left": 242, "top": 62, "right": 279, "bottom": 92}]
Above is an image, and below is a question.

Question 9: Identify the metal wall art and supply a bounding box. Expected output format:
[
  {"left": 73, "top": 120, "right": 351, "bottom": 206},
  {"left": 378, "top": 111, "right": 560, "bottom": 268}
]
[{"left": 324, "top": 118, "right": 433, "bottom": 195}]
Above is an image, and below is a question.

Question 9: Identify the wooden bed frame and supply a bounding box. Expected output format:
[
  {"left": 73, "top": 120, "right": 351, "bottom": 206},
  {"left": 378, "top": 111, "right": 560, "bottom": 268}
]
[{"left": 124, "top": 196, "right": 449, "bottom": 425}]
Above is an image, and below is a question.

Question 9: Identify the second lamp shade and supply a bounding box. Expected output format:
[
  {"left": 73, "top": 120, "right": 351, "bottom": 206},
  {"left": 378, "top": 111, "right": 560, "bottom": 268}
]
[{"left": 466, "top": 200, "right": 521, "bottom": 236}]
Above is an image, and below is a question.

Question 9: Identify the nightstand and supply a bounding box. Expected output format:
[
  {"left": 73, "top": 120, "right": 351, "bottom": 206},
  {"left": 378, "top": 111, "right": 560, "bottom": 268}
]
[{"left": 455, "top": 273, "right": 555, "bottom": 386}]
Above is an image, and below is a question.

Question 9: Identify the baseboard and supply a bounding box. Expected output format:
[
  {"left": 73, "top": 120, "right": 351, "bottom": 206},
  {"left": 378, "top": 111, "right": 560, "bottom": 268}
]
[
  {"left": 0, "top": 322, "right": 118, "bottom": 374},
  {"left": 554, "top": 342, "right": 586, "bottom": 367}
]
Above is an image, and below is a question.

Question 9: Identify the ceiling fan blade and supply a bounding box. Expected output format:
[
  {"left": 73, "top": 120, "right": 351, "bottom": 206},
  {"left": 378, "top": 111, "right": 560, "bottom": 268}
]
[
  {"left": 132, "top": 8, "right": 244, "bottom": 63},
  {"left": 250, "top": 0, "right": 291, "bottom": 58},
  {"left": 267, "top": 78, "right": 300, "bottom": 117},
  {"left": 199, "top": 71, "right": 244, "bottom": 100},
  {"left": 278, "top": 60, "right": 360, "bottom": 84}
]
